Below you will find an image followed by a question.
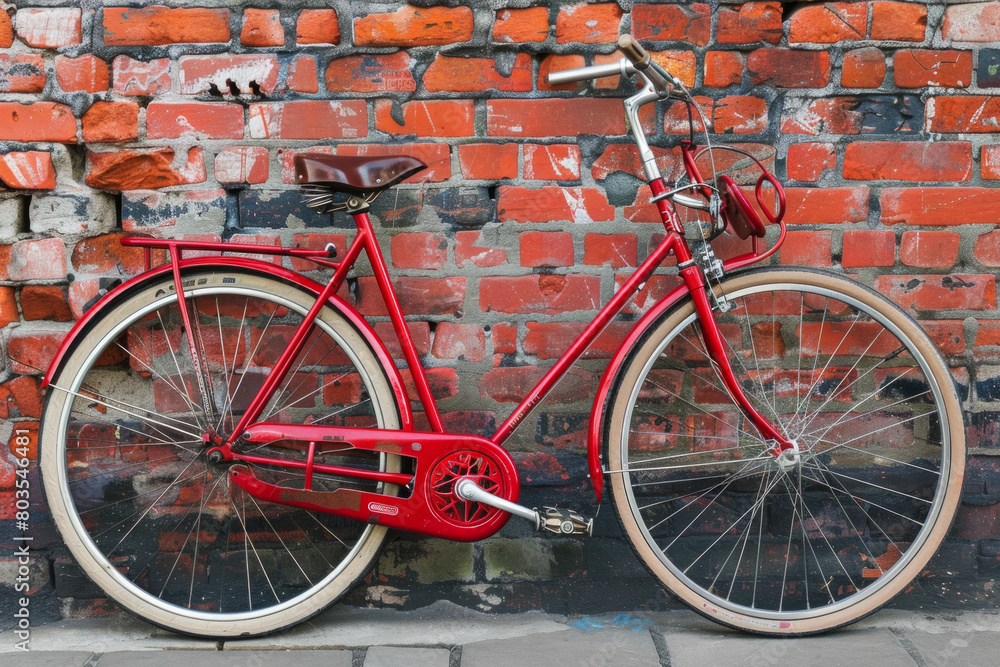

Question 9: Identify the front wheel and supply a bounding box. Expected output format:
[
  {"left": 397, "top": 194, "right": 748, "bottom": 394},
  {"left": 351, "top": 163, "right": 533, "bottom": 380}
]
[
  {"left": 40, "top": 267, "right": 402, "bottom": 637},
  {"left": 606, "top": 268, "right": 965, "bottom": 635}
]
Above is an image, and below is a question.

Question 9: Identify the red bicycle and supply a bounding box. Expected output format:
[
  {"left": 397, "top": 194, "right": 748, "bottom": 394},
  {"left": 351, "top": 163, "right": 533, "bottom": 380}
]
[{"left": 39, "top": 37, "right": 964, "bottom": 637}]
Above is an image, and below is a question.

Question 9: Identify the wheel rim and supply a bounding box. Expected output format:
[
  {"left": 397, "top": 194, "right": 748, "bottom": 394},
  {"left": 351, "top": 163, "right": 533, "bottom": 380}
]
[
  {"left": 614, "top": 279, "right": 958, "bottom": 624},
  {"left": 46, "top": 278, "right": 397, "bottom": 627}
]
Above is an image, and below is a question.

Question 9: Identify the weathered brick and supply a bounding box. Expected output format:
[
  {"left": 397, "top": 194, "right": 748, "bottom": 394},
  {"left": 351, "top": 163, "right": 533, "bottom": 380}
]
[
  {"left": 983, "top": 146, "right": 1000, "bottom": 180},
  {"left": 874, "top": 275, "right": 995, "bottom": 311},
  {"left": 633, "top": 3, "right": 710, "bottom": 45},
  {"left": 704, "top": 51, "right": 744, "bottom": 88},
  {"left": 480, "top": 275, "right": 600, "bottom": 314},
  {"left": 103, "top": 6, "right": 230, "bottom": 45},
  {"left": 29, "top": 190, "right": 116, "bottom": 237},
  {"left": 20, "top": 285, "right": 72, "bottom": 322},
  {"left": 498, "top": 186, "right": 614, "bottom": 223},
  {"left": 241, "top": 8, "right": 283, "bottom": 47},
  {"left": 717, "top": 2, "right": 783, "bottom": 45},
  {"left": 555, "top": 3, "right": 622, "bottom": 44},
  {"left": 843, "top": 141, "right": 972, "bottom": 181},
  {"left": 943, "top": 3, "right": 1000, "bottom": 42},
  {"left": 336, "top": 144, "right": 449, "bottom": 182},
  {"left": 432, "top": 323, "right": 485, "bottom": 362},
  {"left": 214, "top": 146, "right": 269, "bottom": 185},
  {"left": 325, "top": 53, "right": 415, "bottom": 93},
  {"left": 0, "top": 54, "right": 46, "bottom": 94},
  {"left": 488, "top": 99, "right": 626, "bottom": 137},
  {"left": 86, "top": 147, "right": 206, "bottom": 190},
  {"left": 122, "top": 189, "right": 227, "bottom": 233},
  {"left": 55, "top": 55, "right": 110, "bottom": 93},
  {"left": 249, "top": 101, "right": 367, "bottom": 140},
  {"left": 8, "top": 237, "right": 66, "bottom": 281},
  {"left": 748, "top": 49, "right": 830, "bottom": 88},
  {"left": 0, "top": 11, "right": 12, "bottom": 48},
  {"left": 458, "top": 144, "right": 518, "bottom": 181},
  {"left": 900, "top": 231, "right": 961, "bottom": 268},
  {"left": 927, "top": 96, "right": 1000, "bottom": 133},
  {"left": 0, "top": 287, "right": 16, "bottom": 328},
  {"left": 375, "top": 100, "right": 475, "bottom": 137},
  {"left": 478, "top": 366, "right": 595, "bottom": 403},
  {"left": 455, "top": 231, "right": 507, "bottom": 268},
  {"left": 390, "top": 232, "right": 447, "bottom": 270},
  {"left": 782, "top": 96, "right": 924, "bottom": 135},
  {"left": 788, "top": 3, "right": 865, "bottom": 43},
  {"left": 82, "top": 101, "right": 139, "bottom": 143},
  {"left": 783, "top": 187, "right": 869, "bottom": 224},
  {"left": 296, "top": 9, "right": 339, "bottom": 45},
  {"left": 842, "top": 48, "right": 886, "bottom": 88},
  {"left": 354, "top": 6, "right": 473, "bottom": 47},
  {"left": 0, "top": 152, "right": 55, "bottom": 190},
  {"left": 583, "top": 234, "right": 637, "bottom": 268},
  {"left": 520, "top": 231, "right": 574, "bottom": 268},
  {"left": 842, "top": 230, "right": 895, "bottom": 268},
  {"left": 881, "top": 187, "right": 1000, "bottom": 225},
  {"left": 147, "top": 102, "right": 244, "bottom": 140},
  {"left": 975, "top": 230, "right": 1000, "bottom": 266},
  {"left": 71, "top": 233, "right": 147, "bottom": 275},
  {"left": 0, "top": 102, "right": 76, "bottom": 143},
  {"left": 786, "top": 143, "right": 835, "bottom": 182},
  {"left": 372, "top": 321, "right": 431, "bottom": 360},
  {"left": 112, "top": 56, "right": 171, "bottom": 96},
  {"left": 713, "top": 96, "right": 768, "bottom": 134},
  {"left": 7, "top": 330, "right": 65, "bottom": 375},
  {"left": 15, "top": 7, "right": 81, "bottom": 48},
  {"left": 288, "top": 55, "right": 318, "bottom": 93},
  {"left": 523, "top": 145, "right": 581, "bottom": 181},
  {"left": 650, "top": 51, "right": 697, "bottom": 88},
  {"left": 493, "top": 7, "right": 549, "bottom": 43},
  {"left": 894, "top": 50, "right": 972, "bottom": 88},
  {"left": 538, "top": 54, "right": 586, "bottom": 92},
  {"left": 779, "top": 230, "right": 832, "bottom": 266},
  {"left": 423, "top": 53, "right": 532, "bottom": 93},
  {"left": 179, "top": 55, "right": 280, "bottom": 96},
  {"left": 871, "top": 1, "right": 927, "bottom": 41},
  {"left": 358, "top": 277, "right": 466, "bottom": 317}
]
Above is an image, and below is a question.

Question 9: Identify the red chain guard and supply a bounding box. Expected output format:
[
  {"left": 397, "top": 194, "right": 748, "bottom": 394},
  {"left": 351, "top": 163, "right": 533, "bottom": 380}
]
[{"left": 229, "top": 424, "right": 520, "bottom": 542}]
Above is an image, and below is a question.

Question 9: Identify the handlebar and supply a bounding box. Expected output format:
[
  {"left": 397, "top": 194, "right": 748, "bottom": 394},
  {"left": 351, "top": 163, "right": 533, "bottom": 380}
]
[{"left": 545, "top": 34, "right": 673, "bottom": 96}]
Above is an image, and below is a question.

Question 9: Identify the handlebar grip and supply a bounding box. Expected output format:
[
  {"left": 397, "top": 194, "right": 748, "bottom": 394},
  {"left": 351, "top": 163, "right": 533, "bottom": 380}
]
[{"left": 617, "top": 34, "right": 650, "bottom": 67}]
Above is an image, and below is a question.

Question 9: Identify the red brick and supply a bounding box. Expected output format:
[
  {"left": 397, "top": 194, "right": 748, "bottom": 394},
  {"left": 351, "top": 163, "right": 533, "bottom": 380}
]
[
  {"left": 787, "top": 143, "right": 835, "bottom": 182},
  {"left": 881, "top": 187, "right": 1000, "bottom": 225},
  {"left": 874, "top": 274, "right": 995, "bottom": 311},
  {"left": 325, "top": 53, "right": 415, "bottom": 93},
  {"left": 180, "top": 55, "right": 280, "bottom": 96},
  {"left": 0, "top": 287, "right": 16, "bottom": 328},
  {"left": 843, "top": 141, "right": 972, "bottom": 181},
  {"left": 8, "top": 330, "right": 64, "bottom": 375},
  {"left": 748, "top": 49, "right": 830, "bottom": 88},
  {"left": 8, "top": 238, "right": 66, "bottom": 281},
  {"left": 717, "top": 2, "right": 783, "bottom": 45},
  {"left": 249, "top": 101, "right": 367, "bottom": 140},
  {"left": 0, "top": 152, "right": 55, "bottom": 190},
  {"left": 480, "top": 275, "right": 600, "bottom": 314},
  {"left": 424, "top": 53, "right": 532, "bottom": 93},
  {"left": 147, "top": 102, "right": 244, "bottom": 140},
  {"left": 975, "top": 230, "right": 1000, "bottom": 266},
  {"left": 458, "top": 144, "right": 518, "bottom": 181},
  {"left": 0, "top": 102, "right": 75, "bottom": 143},
  {"left": 288, "top": 55, "right": 318, "bottom": 93},
  {"left": 522, "top": 321, "right": 629, "bottom": 360},
  {"left": 538, "top": 54, "right": 587, "bottom": 92},
  {"left": 214, "top": 146, "right": 269, "bottom": 185},
  {"left": 592, "top": 144, "right": 677, "bottom": 182},
  {"left": 432, "top": 323, "right": 485, "bottom": 362},
  {"left": 478, "top": 366, "right": 595, "bottom": 403},
  {"left": 0, "top": 11, "right": 11, "bottom": 48},
  {"left": 493, "top": 7, "right": 549, "bottom": 43},
  {"left": 664, "top": 96, "right": 713, "bottom": 134},
  {"left": 20, "top": 285, "right": 72, "bottom": 322},
  {"left": 921, "top": 321, "right": 966, "bottom": 356},
  {"left": 784, "top": 187, "right": 869, "bottom": 224},
  {"left": 55, "top": 55, "right": 109, "bottom": 93},
  {"left": 704, "top": 51, "right": 744, "bottom": 87},
  {"left": 900, "top": 231, "right": 961, "bottom": 268},
  {"left": 82, "top": 101, "right": 139, "bottom": 143},
  {"left": 713, "top": 96, "right": 768, "bottom": 134},
  {"left": 842, "top": 230, "right": 895, "bottom": 268},
  {"left": 86, "top": 147, "right": 206, "bottom": 190},
  {"left": 872, "top": 1, "right": 927, "bottom": 41},
  {"left": 646, "top": 51, "right": 694, "bottom": 89},
  {"left": 456, "top": 231, "right": 507, "bottom": 268},
  {"left": 488, "top": 99, "right": 626, "bottom": 137},
  {"left": 0, "top": 247, "right": 9, "bottom": 281},
  {"left": 583, "top": 234, "right": 637, "bottom": 268},
  {"left": 587, "top": 51, "right": 626, "bottom": 91},
  {"left": 241, "top": 8, "right": 283, "bottom": 47},
  {"left": 779, "top": 230, "right": 832, "bottom": 266},
  {"left": 555, "top": 3, "right": 622, "bottom": 44},
  {"left": 788, "top": 3, "right": 865, "bottom": 43},
  {"left": 0, "top": 55, "right": 46, "bottom": 93},
  {"left": 354, "top": 6, "right": 473, "bottom": 47},
  {"left": 894, "top": 50, "right": 972, "bottom": 88},
  {"left": 943, "top": 3, "right": 1000, "bottom": 42},
  {"left": 104, "top": 6, "right": 230, "bottom": 45},
  {"left": 633, "top": 3, "right": 710, "bottom": 45},
  {"left": 296, "top": 9, "right": 339, "bottom": 45},
  {"left": 520, "top": 231, "right": 574, "bottom": 268},
  {"left": 984, "top": 146, "right": 1000, "bottom": 180},
  {"left": 2, "top": 376, "right": 43, "bottom": 419},
  {"left": 71, "top": 233, "right": 145, "bottom": 275},
  {"left": 14, "top": 7, "right": 81, "bottom": 47},
  {"left": 375, "top": 100, "right": 474, "bottom": 138},
  {"left": 841, "top": 48, "right": 886, "bottom": 88},
  {"left": 357, "top": 276, "right": 466, "bottom": 317},
  {"left": 401, "top": 368, "right": 459, "bottom": 402},
  {"left": 927, "top": 96, "right": 998, "bottom": 133},
  {"left": 336, "top": 144, "right": 449, "bottom": 182},
  {"left": 491, "top": 323, "right": 517, "bottom": 355},
  {"left": 781, "top": 97, "right": 865, "bottom": 135},
  {"left": 288, "top": 232, "right": 347, "bottom": 271},
  {"left": 112, "top": 56, "right": 171, "bottom": 96},
  {"left": 523, "top": 144, "right": 581, "bottom": 181},
  {"left": 373, "top": 321, "right": 431, "bottom": 359},
  {"left": 390, "top": 232, "right": 447, "bottom": 270},
  {"left": 498, "top": 186, "right": 614, "bottom": 223}
]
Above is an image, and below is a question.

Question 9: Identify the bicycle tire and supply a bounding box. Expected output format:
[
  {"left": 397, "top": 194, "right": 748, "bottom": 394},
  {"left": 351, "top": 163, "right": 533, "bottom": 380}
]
[
  {"left": 41, "top": 267, "right": 402, "bottom": 638},
  {"left": 605, "top": 267, "right": 964, "bottom": 635}
]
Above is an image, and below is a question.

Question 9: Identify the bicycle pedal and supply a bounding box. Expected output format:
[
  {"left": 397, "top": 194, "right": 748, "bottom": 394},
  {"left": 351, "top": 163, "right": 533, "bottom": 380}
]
[{"left": 537, "top": 507, "right": 593, "bottom": 536}]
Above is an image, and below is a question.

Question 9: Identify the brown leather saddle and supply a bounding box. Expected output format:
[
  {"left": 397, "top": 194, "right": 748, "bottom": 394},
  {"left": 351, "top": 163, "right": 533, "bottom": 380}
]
[{"left": 295, "top": 154, "right": 426, "bottom": 193}]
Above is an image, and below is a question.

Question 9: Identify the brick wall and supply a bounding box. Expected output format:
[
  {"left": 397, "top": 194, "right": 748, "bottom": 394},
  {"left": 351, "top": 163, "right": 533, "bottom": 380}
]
[{"left": 2, "top": 1, "right": 999, "bottom": 620}]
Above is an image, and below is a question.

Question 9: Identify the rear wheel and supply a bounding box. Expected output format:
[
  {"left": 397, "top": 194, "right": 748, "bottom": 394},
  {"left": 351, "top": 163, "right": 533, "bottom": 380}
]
[
  {"left": 41, "top": 268, "right": 401, "bottom": 637},
  {"left": 606, "top": 268, "right": 964, "bottom": 635}
]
